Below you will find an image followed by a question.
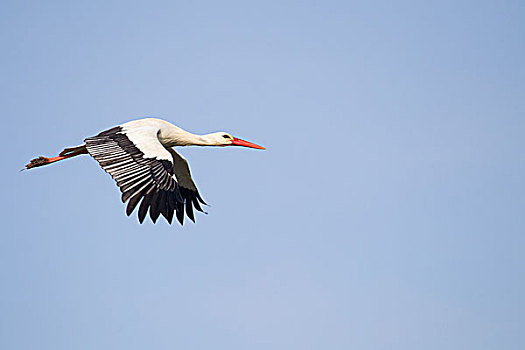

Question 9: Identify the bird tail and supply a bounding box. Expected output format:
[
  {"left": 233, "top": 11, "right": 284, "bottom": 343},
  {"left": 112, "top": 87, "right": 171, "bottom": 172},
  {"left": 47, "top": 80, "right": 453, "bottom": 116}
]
[{"left": 25, "top": 144, "right": 88, "bottom": 170}]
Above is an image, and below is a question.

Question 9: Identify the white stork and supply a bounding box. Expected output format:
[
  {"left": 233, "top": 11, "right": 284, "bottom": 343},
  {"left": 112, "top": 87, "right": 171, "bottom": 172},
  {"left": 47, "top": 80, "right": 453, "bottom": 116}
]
[{"left": 25, "top": 118, "right": 265, "bottom": 225}]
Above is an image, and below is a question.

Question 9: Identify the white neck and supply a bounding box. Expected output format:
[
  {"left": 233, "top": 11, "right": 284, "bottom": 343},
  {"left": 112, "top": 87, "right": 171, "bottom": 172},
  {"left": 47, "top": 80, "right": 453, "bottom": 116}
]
[
  {"left": 159, "top": 126, "right": 219, "bottom": 147},
  {"left": 182, "top": 133, "right": 219, "bottom": 147}
]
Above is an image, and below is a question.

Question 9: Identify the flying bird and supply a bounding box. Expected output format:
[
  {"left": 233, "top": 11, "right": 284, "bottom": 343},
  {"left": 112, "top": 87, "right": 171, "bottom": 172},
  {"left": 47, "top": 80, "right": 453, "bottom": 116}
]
[{"left": 25, "top": 118, "right": 265, "bottom": 225}]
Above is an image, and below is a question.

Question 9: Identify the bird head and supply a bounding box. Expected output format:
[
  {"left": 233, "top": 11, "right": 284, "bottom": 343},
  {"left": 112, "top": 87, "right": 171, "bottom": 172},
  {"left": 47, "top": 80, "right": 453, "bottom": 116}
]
[{"left": 209, "top": 132, "right": 265, "bottom": 149}]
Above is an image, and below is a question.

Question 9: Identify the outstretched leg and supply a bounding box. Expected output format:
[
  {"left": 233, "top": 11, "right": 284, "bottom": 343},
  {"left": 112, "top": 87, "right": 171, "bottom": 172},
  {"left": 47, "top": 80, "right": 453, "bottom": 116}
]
[{"left": 25, "top": 144, "right": 88, "bottom": 170}]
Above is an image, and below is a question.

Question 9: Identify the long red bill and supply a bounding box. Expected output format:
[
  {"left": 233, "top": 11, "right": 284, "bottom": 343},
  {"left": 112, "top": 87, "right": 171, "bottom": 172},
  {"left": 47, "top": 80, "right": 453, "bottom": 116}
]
[{"left": 230, "top": 137, "right": 265, "bottom": 150}]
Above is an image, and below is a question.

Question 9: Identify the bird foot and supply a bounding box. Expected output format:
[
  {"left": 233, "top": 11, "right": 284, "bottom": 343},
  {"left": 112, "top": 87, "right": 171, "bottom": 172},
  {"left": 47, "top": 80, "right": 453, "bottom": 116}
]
[{"left": 25, "top": 156, "right": 50, "bottom": 169}]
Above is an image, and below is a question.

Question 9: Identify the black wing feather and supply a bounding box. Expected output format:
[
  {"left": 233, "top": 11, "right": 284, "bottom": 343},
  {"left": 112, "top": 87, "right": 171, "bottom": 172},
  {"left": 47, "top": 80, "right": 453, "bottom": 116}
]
[
  {"left": 138, "top": 193, "right": 151, "bottom": 224},
  {"left": 85, "top": 126, "right": 206, "bottom": 225},
  {"left": 185, "top": 197, "right": 195, "bottom": 223},
  {"left": 149, "top": 190, "right": 161, "bottom": 223},
  {"left": 176, "top": 201, "right": 185, "bottom": 225}
]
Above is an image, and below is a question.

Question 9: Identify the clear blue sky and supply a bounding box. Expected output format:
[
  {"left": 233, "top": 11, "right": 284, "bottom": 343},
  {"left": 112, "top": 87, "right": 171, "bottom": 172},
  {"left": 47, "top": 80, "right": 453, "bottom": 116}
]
[{"left": 2, "top": 0, "right": 524, "bottom": 349}]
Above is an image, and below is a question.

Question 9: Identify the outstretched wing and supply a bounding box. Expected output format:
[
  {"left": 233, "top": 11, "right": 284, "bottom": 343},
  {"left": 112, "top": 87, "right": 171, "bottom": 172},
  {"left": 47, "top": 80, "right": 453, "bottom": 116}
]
[
  {"left": 84, "top": 125, "right": 205, "bottom": 224},
  {"left": 168, "top": 148, "right": 207, "bottom": 224}
]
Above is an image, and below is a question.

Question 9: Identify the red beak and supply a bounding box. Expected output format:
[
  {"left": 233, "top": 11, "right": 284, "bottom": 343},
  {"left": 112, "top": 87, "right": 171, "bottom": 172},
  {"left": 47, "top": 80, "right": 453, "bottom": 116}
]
[{"left": 230, "top": 137, "right": 265, "bottom": 150}]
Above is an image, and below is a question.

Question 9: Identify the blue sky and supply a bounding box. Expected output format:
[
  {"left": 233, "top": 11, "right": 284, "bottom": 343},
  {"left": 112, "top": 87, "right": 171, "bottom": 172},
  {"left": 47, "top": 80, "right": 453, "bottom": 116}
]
[{"left": 2, "top": 0, "right": 524, "bottom": 349}]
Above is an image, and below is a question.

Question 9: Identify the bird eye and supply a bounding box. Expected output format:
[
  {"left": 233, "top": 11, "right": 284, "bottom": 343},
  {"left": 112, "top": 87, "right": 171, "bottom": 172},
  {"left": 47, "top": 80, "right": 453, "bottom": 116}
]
[{"left": 222, "top": 134, "right": 230, "bottom": 139}]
